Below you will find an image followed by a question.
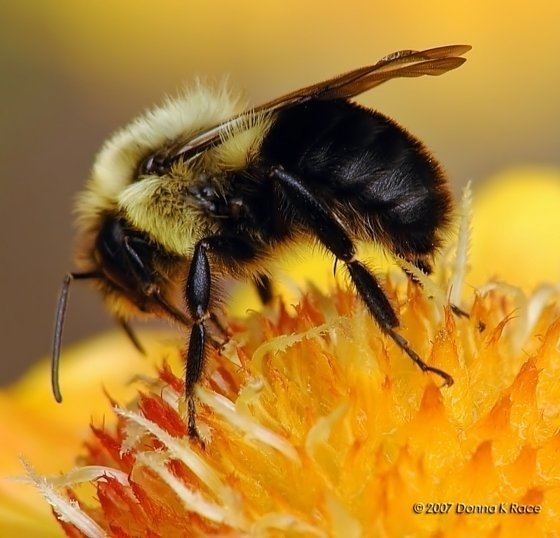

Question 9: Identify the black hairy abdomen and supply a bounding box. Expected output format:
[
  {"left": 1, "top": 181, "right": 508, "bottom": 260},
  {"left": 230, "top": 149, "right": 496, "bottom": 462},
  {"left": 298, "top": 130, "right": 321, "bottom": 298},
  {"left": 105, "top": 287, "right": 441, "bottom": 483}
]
[{"left": 259, "top": 99, "right": 452, "bottom": 256}]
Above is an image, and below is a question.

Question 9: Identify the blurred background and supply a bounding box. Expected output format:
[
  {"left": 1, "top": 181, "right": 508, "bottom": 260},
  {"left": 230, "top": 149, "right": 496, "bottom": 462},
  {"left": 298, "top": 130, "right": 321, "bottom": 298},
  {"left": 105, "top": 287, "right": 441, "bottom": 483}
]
[{"left": 2, "top": 0, "right": 560, "bottom": 384}]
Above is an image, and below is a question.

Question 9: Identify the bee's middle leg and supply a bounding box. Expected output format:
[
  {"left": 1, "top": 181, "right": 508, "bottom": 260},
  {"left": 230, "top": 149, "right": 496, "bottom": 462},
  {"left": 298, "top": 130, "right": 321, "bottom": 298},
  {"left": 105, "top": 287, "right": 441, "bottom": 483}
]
[
  {"left": 184, "top": 239, "right": 213, "bottom": 442},
  {"left": 184, "top": 235, "right": 257, "bottom": 440}
]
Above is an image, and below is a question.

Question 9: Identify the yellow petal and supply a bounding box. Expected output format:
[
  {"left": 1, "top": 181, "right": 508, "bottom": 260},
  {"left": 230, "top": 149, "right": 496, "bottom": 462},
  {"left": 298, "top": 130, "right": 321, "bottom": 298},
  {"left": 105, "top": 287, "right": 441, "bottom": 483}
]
[{"left": 0, "top": 331, "right": 180, "bottom": 536}]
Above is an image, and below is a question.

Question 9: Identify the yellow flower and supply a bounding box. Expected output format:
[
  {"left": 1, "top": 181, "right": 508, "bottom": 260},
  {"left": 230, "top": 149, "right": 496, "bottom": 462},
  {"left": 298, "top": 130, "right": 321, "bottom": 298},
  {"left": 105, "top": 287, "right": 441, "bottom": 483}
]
[
  {"left": 0, "top": 333, "right": 179, "bottom": 536},
  {"left": 470, "top": 167, "right": 560, "bottom": 290},
  {"left": 3, "top": 168, "right": 560, "bottom": 536}
]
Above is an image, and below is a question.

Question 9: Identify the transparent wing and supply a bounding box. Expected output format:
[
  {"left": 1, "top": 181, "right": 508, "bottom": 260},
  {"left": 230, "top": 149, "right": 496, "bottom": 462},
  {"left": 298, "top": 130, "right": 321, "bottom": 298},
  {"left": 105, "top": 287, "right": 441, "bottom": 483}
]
[
  {"left": 259, "top": 44, "right": 471, "bottom": 105},
  {"left": 155, "top": 45, "right": 471, "bottom": 166}
]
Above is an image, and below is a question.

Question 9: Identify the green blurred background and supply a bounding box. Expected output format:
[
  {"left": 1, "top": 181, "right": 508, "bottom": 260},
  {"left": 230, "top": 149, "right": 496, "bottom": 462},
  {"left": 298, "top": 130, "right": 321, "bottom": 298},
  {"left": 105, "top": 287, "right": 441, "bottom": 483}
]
[{"left": 1, "top": 0, "right": 560, "bottom": 384}]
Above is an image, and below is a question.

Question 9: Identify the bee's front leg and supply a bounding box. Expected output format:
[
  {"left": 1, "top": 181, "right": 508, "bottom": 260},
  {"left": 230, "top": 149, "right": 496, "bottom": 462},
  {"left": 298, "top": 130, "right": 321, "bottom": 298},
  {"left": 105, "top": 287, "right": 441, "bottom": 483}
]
[{"left": 116, "top": 317, "right": 146, "bottom": 355}]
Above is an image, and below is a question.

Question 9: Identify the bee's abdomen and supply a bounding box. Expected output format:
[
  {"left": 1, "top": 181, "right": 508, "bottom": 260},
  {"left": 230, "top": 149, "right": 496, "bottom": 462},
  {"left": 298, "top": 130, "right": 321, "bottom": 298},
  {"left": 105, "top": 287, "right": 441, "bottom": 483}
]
[{"left": 260, "top": 99, "right": 452, "bottom": 256}]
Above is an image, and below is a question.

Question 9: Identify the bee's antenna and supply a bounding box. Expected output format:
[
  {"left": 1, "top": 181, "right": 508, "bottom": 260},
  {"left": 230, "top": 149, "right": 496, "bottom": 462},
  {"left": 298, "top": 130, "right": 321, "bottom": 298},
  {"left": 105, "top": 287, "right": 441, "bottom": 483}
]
[{"left": 52, "top": 271, "right": 100, "bottom": 403}]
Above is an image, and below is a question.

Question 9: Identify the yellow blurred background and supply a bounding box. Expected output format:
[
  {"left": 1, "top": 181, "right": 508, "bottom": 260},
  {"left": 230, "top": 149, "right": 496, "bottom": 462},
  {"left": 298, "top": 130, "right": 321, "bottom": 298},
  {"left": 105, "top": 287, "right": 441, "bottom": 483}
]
[{"left": 2, "top": 0, "right": 560, "bottom": 383}]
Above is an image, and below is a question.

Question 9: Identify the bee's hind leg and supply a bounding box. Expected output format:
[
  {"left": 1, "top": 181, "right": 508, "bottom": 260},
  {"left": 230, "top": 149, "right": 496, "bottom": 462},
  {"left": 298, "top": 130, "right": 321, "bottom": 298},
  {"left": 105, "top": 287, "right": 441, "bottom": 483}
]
[{"left": 269, "top": 165, "right": 454, "bottom": 387}]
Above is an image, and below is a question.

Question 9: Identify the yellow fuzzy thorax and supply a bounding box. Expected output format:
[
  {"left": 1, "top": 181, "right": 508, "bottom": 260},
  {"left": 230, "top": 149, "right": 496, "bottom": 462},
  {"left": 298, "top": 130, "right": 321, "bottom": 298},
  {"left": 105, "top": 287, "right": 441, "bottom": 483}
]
[
  {"left": 25, "top": 177, "right": 560, "bottom": 537},
  {"left": 75, "top": 81, "right": 272, "bottom": 258}
]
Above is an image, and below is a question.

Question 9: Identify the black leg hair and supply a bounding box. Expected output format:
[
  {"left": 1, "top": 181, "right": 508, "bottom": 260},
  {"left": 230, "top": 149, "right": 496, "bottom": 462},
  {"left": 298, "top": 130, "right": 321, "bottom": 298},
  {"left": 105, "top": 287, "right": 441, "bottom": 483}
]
[
  {"left": 269, "top": 165, "right": 454, "bottom": 387},
  {"left": 254, "top": 273, "right": 274, "bottom": 305}
]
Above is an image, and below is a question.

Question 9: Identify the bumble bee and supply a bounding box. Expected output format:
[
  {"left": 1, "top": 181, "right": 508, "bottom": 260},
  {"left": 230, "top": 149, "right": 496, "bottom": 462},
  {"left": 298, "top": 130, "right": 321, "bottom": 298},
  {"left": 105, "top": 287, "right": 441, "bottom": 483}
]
[{"left": 53, "top": 45, "right": 471, "bottom": 439}]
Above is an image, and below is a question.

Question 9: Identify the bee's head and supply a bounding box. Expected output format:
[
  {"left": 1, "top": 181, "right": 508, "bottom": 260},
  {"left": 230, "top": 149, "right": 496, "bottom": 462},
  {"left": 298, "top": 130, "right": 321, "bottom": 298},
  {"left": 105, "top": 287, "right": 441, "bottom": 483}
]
[
  {"left": 77, "top": 214, "right": 189, "bottom": 320},
  {"left": 51, "top": 214, "right": 189, "bottom": 404},
  {"left": 52, "top": 81, "right": 242, "bottom": 403},
  {"left": 93, "top": 216, "right": 159, "bottom": 309}
]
